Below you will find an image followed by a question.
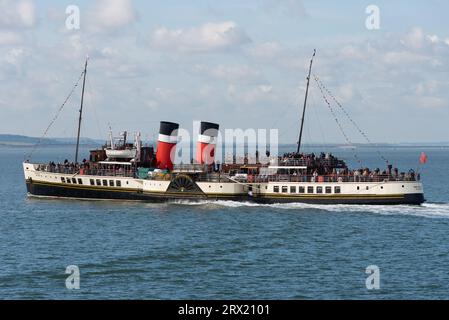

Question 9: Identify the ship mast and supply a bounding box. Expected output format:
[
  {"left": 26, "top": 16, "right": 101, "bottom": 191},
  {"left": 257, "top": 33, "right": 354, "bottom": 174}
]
[
  {"left": 297, "top": 49, "right": 316, "bottom": 154},
  {"left": 75, "top": 56, "right": 89, "bottom": 164}
]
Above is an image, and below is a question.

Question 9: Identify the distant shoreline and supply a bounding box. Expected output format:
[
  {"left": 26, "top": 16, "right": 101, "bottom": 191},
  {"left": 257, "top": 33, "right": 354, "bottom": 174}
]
[{"left": 1, "top": 134, "right": 448, "bottom": 148}]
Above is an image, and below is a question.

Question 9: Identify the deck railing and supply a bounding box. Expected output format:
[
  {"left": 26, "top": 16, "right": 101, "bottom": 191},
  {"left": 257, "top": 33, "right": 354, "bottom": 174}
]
[
  {"left": 250, "top": 174, "right": 419, "bottom": 183},
  {"left": 34, "top": 164, "right": 136, "bottom": 178},
  {"left": 34, "top": 164, "right": 419, "bottom": 183}
]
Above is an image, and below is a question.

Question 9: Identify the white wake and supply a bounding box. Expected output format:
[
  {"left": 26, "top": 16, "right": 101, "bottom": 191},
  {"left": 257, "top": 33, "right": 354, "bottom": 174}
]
[{"left": 168, "top": 200, "right": 449, "bottom": 219}]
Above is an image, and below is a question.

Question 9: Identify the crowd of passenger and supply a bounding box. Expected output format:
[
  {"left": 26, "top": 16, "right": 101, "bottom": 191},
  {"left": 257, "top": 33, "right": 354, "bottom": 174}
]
[
  {"left": 33, "top": 152, "right": 420, "bottom": 183},
  {"left": 254, "top": 167, "right": 419, "bottom": 183},
  {"left": 36, "top": 159, "right": 136, "bottom": 177},
  {"left": 37, "top": 159, "right": 85, "bottom": 174},
  {"left": 280, "top": 152, "right": 344, "bottom": 168}
]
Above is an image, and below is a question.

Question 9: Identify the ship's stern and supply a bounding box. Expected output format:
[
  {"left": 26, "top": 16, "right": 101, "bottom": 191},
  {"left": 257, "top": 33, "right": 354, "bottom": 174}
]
[{"left": 404, "top": 181, "right": 425, "bottom": 204}]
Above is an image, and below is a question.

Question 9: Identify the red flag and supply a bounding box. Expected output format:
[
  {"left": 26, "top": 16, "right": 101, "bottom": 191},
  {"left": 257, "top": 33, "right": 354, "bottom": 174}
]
[{"left": 419, "top": 152, "right": 427, "bottom": 164}]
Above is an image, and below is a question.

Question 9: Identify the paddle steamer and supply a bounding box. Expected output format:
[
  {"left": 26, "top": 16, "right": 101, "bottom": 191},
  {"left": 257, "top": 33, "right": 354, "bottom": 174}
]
[{"left": 23, "top": 53, "right": 425, "bottom": 205}]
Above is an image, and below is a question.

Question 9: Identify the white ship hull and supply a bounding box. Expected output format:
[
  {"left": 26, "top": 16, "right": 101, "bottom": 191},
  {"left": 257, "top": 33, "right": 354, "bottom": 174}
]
[{"left": 23, "top": 163, "right": 425, "bottom": 205}]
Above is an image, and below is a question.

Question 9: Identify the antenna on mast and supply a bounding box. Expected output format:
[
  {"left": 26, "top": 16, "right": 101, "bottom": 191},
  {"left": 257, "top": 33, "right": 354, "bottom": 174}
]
[
  {"left": 297, "top": 49, "right": 316, "bottom": 154},
  {"left": 75, "top": 55, "right": 89, "bottom": 164}
]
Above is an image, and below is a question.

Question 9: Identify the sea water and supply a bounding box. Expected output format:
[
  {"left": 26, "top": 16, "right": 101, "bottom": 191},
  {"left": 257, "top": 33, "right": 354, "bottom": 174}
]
[{"left": 0, "top": 145, "right": 448, "bottom": 299}]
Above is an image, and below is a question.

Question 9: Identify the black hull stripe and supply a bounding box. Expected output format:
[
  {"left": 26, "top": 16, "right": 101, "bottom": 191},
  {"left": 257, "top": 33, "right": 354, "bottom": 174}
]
[
  {"left": 26, "top": 181, "right": 425, "bottom": 205},
  {"left": 29, "top": 181, "right": 406, "bottom": 200},
  {"left": 28, "top": 180, "right": 249, "bottom": 197}
]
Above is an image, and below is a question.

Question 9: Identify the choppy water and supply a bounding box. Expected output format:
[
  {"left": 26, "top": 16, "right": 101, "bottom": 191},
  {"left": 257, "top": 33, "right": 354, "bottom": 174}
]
[{"left": 1, "top": 145, "right": 449, "bottom": 299}]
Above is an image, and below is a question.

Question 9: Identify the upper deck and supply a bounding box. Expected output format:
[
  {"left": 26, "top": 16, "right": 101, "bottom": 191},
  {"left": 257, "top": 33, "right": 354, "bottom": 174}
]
[{"left": 28, "top": 160, "right": 420, "bottom": 185}]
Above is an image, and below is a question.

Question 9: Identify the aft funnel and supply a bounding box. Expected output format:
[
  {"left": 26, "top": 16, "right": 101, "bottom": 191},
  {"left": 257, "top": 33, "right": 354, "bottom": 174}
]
[{"left": 196, "top": 121, "right": 219, "bottom": 165}]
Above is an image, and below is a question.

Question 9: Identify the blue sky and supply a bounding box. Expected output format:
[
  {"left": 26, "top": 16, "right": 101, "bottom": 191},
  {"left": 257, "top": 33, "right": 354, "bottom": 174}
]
[{"left": 0, "top": 0, "right": 448, "bottom": 143}]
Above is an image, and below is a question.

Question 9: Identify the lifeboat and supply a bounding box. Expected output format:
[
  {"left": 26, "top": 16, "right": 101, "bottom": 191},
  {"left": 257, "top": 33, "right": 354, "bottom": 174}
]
[
  {"left": 105, "top": 130, "right": 140, "bottom": 160},
  {"left": 105, "top": 148, "right": 137, "bottom": 159}
]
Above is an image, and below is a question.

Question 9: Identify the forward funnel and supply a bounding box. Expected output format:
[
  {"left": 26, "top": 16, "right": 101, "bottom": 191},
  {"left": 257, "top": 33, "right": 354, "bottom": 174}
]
[{"left": 155, "top": 121, "right": 179, "bottom": 170}]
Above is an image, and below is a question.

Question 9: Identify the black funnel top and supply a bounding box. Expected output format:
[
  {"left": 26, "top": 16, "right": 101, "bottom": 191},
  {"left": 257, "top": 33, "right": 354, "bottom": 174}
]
[
  {"left": 200, "top": 122, "right": 220, "bottom": 135},
  {"left": 159, "top": 121, "right": 179, "bottom": 136}
]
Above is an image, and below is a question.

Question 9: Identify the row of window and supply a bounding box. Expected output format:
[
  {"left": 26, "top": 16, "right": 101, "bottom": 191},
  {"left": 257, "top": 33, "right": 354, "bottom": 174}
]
[
  {"left": 273, "top": 186, "right": 341, "bottom": 194},
  {"left": 61, "top": 177, "right": 84, "bottom": 185},
  {"left": 61, "top": 177, "right": 122, "bottom": 188}
]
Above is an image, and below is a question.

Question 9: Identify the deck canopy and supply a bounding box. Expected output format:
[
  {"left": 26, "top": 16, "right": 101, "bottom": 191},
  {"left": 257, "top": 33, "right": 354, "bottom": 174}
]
[{"left": 98, "top": 161, "right": 133, "bottom": 166}]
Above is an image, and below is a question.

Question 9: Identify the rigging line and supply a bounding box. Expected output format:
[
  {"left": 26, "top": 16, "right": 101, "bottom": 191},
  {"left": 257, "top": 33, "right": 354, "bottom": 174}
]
[
  {"left": 309, "top": 86, "right": 327, "bottom": 146},
  {"left": 314, "top": 75, "right": 364, "bottom": 168},
  {"left": 314, "top": 75, "right": 390, "bottom": 165},
  {"left": 269, "top": 104, "right": 296, "bottom": 130},
  {"left": 85, "top": 76, "right": 103, "bottom": 139},
  {"left": 27, "top": 71, "right": 86, "bottom": 160},
  {"left": 277, "top": 118, "right": 303, "bottom": 138}
]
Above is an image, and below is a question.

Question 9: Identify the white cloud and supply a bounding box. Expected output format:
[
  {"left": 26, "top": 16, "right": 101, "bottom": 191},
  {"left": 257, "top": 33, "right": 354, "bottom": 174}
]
[
  {"left": 4, "top": 48, "right": 26, "bottom": 65},
  {"left": 87, "top": 0, "right": 136, "bottom": 33},
  {"left": 339, "top": 45, "right": 364, "bottom": 60},
  {"left": 400, "top": 27, "right": 425, "bottom": 49},
  {"left": 263, "top": 0, "right": 308, "bottom": 17},
  {"left": 411, "top": 81, "right": 448, "bottom": 109},
  {"left": 100, "top": 47, "right": 120, "bottom": 58},
  {"left": 427, "top": 35, "right": 439, "bottom": 44},
  {"left": 226, "top": 83, "right": 278, "bottom": 106},
  {"left": 413, "top": 96, "right": 447, "bottom": 109},
  {"left": 248, "top": 42, "right": 281, "bottom": 59},
  {"left": 0, "top": 0, "right": 36, "bottom": 28},
  {"left": 415, "top": 81, "right": 440, "bottom": 96},
  {"left": 0, "top": 47, "right": 29, "bottom": 80},
  {"left": 151, "top": 21, "right": 251, "bottom": 52},
  {"left": 336, "top": 84, "right": 355, "bottom": 103},
  {"left": 193, "top": 64, "right": 261, "bottom": 82},
  {"left": 381, "top": 51, "right": 428, "bottom": 65},
  {"left": 259, "top": 85, "right": 273, "bottom": 93},
  {"left": 0, "top": 31, "right": 22, "bottom": 46},
  {"left": 0, "top": 11, "right": 448, "bottom": 143}
]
